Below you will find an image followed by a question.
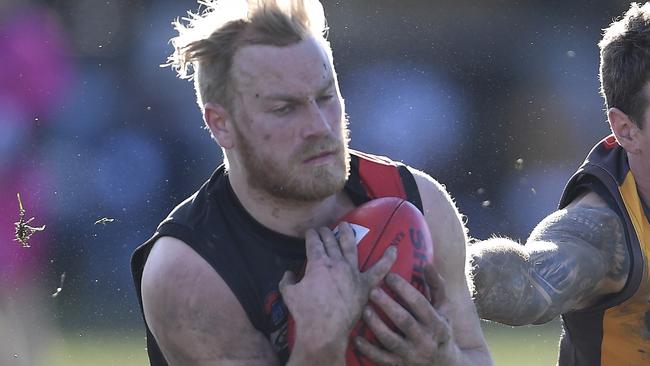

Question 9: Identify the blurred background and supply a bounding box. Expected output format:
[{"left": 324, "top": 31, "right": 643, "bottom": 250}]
[{"left": 0, "top": 0, "right": 633, "bottom": 365}]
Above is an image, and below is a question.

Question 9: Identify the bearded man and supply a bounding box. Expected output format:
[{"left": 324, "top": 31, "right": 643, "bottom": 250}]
[{"left": 130, "top": 1, "right": 492, "bottom": 365}]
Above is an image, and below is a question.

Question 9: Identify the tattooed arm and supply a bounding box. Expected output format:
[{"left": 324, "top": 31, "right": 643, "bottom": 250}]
[{"left": 468, "top": 191, "right": 630, "bottom": 325}]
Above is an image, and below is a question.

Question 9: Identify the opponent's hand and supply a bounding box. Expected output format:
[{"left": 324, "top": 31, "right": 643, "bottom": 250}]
[
  {"left": 354, "top": 263, "right": 459, "bottom": 365},
  {"left": 279, "top": 223, "right": 397, "bottom": 351}
]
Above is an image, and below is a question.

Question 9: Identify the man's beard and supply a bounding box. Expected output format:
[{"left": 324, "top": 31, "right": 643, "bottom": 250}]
[{"left": 234, "top": 124, "right": 350, "bottom": 202}]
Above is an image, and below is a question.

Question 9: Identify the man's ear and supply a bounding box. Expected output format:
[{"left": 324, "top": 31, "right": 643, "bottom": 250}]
[
  {"left": 204, "top": 102, "right": 235, "bottom": 149},
  {"left": 608, "top": 107, "right": 642, "bottom": 154}
]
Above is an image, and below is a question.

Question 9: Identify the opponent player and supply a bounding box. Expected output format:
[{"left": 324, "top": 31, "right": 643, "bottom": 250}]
[
  {"left": 465, "top": 3, "right": 650, "bottom": 365},
  {"left": 130, "top": 0, "right": 491, "bottom": 365}
]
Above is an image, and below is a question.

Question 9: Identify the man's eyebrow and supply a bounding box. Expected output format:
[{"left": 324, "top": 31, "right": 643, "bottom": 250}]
[
  {"left": 262, "top": 78, "right": 335, "bottom": 102},
  {"left": 317, "top": 78, "right": 335, "bottom": 94}
]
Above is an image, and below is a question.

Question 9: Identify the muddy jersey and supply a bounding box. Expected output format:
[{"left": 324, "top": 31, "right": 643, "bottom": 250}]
[
  {"left": 558, "top": 135, "right": 650, "bottom": 366},
  {"left": 131, "top": 150, "right": 423, "bottom": 365}
]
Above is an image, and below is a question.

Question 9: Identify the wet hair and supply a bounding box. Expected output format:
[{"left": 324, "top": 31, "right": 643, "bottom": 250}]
[
  {"left": 165, "top": 0, "right": 329, "bottom": 114},
  {"left": 599, "top": 2, "right": 650, "bottom": 128}
]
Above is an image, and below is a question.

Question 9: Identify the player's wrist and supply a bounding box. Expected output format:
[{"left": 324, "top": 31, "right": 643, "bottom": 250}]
[
  {"left": 289, "top": 334, "right": 347, "bottom": 365},
  {"left": 433, "top": 339, "right": 469, "bottom": 366}
]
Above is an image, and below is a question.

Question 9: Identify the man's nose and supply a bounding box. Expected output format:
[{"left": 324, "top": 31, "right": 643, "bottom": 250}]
[{"left": 300, "top": 99, "right": 332, "bottom": 139}]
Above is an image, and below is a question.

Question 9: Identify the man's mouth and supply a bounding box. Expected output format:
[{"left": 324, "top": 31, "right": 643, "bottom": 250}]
[{"left": 303, "top": 150, "right": 336, "bottom": 164}]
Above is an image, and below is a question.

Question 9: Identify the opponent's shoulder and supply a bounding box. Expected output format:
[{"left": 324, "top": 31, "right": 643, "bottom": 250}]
[
  {"left": 532, "top": 190, "right": 623, "bottom": 243},
  {"left": 530, "top": 189, "right": 629, "bottom": 300},
  {"left": 566, "top": 189, "right": 611, "bottom": 209},
  {"left": 141, "top": 236, "right": 278, "bottom": 365}
]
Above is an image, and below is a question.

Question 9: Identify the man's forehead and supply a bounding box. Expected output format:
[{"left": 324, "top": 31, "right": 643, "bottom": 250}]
[{"left": 231, "top": 38, "right": 333, "bottom": 92}]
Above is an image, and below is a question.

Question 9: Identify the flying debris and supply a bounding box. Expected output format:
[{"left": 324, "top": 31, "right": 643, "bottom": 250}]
[
  {"left": 52, "top": 272, "right": 66, "bottom": 298},
  {"left": 514, "top": 158, "right": 524, "bottom": 171},
  {"left": 94, "top": 217, "right": 115, "bottom": 226},
  {"left": 14, "top": 193, "right": 45, "bottom": 248}
]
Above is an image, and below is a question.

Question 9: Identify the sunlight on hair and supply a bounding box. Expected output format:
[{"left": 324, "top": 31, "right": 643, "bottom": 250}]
[
  {"left": 165, "top": 1, "right": 248, "bottom": 78},
  {"left": 164, "top": 0, "right": 327, "bottom": 80}
]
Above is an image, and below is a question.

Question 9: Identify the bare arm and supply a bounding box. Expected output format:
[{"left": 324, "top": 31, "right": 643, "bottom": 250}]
[
  {"left": 142, "top": 226, "right": 396, "bottom": 366},
  {"left": 468, "top": 191, "right": 629, "bottom": 325},
  {"left": 412, "top": 170, "right": 492, "bottom": 364},
  {"left": 141, "top": 236, "right": 280, "bottom": 366}
]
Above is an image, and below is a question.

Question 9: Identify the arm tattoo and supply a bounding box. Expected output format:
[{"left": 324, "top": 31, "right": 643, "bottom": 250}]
[{"left": 469, "top": 205, "right": 629, "bottom": 325}]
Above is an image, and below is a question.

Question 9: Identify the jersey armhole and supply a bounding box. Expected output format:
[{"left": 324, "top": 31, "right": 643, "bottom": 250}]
[{"left": 352, "top": 151, "right": 423, "bottom": 213}]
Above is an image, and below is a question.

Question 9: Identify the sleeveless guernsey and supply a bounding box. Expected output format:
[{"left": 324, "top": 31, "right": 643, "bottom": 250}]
[
  {"left": 131, "top": 150, "right": 423, "bottom": 365},
  {"left": 558, "top": 135, "right": 650, "bottom": 365}
]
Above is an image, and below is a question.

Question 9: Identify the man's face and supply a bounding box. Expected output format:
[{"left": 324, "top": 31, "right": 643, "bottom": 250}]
[{"left": 228, "top": 37, "right": 349, "bottom": 202}]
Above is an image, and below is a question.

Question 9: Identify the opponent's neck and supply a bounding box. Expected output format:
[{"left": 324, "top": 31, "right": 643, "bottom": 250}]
[
  {"left": 628, "top": 154, "right": 650, "bottom": 213},
  {"left": 228, "top": 171, "right": 354, "bottom": 238}
]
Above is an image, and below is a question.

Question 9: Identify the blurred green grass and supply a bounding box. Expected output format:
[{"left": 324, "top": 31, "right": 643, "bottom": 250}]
[
  {"left": 41, "top": 320, "right": 560, "bottom": 365},
  {"left": 45, "top": 332, "right": 148, "bottom": 366},
  {"left": 483, "top": 320, "right": 561, "bottom": 366}
]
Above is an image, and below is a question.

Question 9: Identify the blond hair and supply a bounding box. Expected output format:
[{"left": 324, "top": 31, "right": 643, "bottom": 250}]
[{"left": 165, "top": 0, "right": 330, "bottom": 113}]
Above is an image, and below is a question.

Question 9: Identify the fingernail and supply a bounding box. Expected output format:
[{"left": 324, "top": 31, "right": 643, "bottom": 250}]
[{"left": 388, "top": 245, "right": 397, "bottom": 255}]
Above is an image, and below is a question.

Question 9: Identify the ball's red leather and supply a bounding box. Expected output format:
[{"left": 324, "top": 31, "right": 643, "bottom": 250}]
[{"left": 286, "top": 197, "right": 434, "bottom": 365}]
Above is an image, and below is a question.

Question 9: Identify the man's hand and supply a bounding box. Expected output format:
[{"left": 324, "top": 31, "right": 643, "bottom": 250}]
[
  {"left": 354, "top": 264, "right": 460, "bottom": 365},
  {"left": 280, "top": 222, "right": 397, "bottom": 357}
]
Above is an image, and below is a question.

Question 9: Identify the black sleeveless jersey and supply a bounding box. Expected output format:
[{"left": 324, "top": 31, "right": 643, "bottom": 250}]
[{"left": 131, "top": 150, "right": 423, "bottom": 365}]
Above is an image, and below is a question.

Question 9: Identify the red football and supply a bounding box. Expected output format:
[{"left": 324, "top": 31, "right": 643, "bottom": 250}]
[{"left": 286, "top": 197, "right": 434, "bottom": 365}]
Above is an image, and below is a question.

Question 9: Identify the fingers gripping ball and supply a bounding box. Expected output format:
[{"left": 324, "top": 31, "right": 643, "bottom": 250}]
[{"left": 286, "top": 197, "right": 434, "bottom": 365}]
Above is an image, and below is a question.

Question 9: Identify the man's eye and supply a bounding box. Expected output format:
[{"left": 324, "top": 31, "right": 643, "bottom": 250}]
[
  {"left": 317, "top": 95, "right": 334, "bottom": 104},
  {"left": 272, "top": 105, "right": 294, "bottom": 115}
]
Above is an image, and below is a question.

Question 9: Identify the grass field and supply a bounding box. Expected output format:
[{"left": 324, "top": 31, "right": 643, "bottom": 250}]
[
  {"left": 45, "top": 332, "right": 148, "bottom": 366},
  {"left": 483, "top": 320, "right": 561, "bottom": 366},
  {"left": 38, "top": 320, "right": 561, "bottom": 365}
]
